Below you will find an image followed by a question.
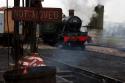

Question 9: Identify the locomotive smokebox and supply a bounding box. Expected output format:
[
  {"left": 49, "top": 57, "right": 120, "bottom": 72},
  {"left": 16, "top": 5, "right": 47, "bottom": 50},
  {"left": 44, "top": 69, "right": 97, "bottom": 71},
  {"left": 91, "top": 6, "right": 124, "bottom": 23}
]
[{"left": 69, "top": 9, "right": 74, "bottom": 16}]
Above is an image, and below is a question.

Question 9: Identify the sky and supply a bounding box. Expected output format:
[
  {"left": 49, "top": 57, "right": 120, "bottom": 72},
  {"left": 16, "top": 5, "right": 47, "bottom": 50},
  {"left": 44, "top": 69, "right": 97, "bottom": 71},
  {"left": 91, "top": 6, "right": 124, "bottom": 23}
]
[
  {"left": 0, "top": 0, "right": 125, "bottom": 23},
  {"left": 43, "top": 0, "right": 125, "bottom": 23}
]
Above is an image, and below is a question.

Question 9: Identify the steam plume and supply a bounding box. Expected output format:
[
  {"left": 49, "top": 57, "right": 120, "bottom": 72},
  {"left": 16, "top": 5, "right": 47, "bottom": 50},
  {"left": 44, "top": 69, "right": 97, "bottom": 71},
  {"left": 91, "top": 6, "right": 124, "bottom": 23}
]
[{"left": 61, "top": 0, "right": 106, "bottom": 25}]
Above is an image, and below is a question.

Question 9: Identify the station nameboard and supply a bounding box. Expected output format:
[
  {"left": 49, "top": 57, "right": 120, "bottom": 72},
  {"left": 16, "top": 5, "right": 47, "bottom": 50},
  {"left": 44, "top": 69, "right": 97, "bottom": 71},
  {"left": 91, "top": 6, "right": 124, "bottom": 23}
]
[{"left": 12, "top": 7, "right": 62, "bottom": 22}]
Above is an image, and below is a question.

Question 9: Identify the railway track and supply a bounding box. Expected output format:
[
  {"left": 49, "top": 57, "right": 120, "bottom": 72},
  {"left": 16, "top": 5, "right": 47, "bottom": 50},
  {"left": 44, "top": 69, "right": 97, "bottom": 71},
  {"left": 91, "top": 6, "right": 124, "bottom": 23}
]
[{"left": 43, "top": 56, "right": 124, "bottom": 83}]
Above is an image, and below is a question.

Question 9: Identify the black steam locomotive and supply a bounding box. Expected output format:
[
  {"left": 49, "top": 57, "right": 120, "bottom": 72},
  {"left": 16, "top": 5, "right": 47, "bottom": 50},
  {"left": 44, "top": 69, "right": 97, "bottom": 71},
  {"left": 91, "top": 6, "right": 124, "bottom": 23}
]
[{"left": 39, "top": 10, "right": 90, "bottom": 46}]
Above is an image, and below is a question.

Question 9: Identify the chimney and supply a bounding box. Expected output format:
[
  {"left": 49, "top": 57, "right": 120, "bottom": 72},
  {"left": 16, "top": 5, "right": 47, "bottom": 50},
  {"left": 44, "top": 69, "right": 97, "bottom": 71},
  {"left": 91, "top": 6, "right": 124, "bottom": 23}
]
[{"left": 69, "top": 9, "right": 74, "bottom": 16}]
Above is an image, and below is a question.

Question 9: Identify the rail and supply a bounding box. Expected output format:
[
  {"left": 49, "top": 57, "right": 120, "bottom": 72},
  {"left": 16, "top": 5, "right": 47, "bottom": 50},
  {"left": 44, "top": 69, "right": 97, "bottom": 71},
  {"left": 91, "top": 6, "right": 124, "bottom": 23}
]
[{"left": 43, "top": 56, "right": 124, "bottom": 83}]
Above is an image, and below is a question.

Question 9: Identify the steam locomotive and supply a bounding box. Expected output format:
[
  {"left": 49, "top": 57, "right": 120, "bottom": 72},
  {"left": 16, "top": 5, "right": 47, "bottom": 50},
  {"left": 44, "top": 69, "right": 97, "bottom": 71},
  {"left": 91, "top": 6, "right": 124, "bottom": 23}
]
[{"left": 39, "top": 10, "right": 91, "bottom": 47}]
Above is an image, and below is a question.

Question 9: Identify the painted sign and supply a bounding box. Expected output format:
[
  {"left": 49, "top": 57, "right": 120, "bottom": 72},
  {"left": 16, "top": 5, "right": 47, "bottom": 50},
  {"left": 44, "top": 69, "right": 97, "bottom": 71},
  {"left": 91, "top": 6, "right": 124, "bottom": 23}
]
[{"left": 12, "top": 7, "right": 62, "bottom": 22}]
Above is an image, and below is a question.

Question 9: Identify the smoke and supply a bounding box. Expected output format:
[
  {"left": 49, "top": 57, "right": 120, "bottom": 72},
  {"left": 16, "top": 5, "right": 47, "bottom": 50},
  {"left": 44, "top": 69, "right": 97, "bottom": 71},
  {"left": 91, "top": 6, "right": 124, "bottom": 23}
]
[
  {"left": 97, "top": 0, "right": 108, "bottom": 5},
  {"left": 61, "top": 0, "right": 106, "bottom": 26}
]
